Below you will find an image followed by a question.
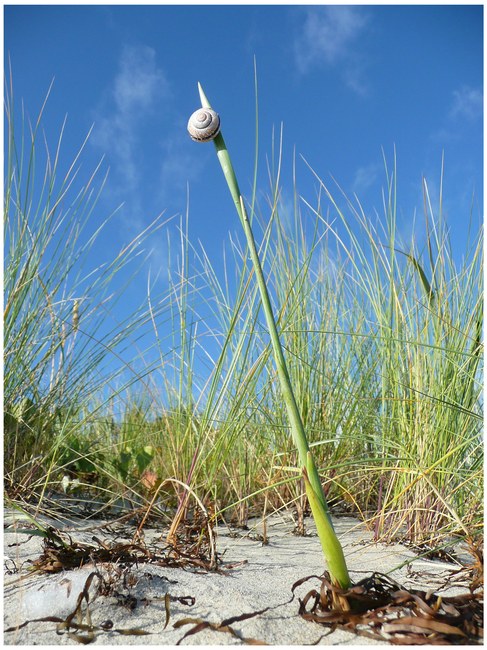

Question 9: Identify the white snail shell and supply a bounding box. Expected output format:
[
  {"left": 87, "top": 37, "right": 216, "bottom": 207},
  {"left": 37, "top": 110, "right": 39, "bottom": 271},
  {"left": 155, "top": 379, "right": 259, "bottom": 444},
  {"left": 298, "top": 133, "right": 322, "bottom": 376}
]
[{"left": 187, "top": 108, "right": 221, "bottom": 142}]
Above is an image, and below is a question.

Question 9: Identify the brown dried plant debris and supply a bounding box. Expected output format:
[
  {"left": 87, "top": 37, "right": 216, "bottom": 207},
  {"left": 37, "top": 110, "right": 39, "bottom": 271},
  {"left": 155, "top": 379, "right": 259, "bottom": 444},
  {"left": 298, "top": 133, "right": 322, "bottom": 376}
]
[
  {"left": 28, "top": 517, "right": 221, "bottom": 574},
  {"left": 160, "top": 503, "right": 218, "bottom": 571},
  {"left": 293, "top": 571, "right": 483, "bottom": 645},
  {"left": 5, "top": 566, "right": 198, "bottom": 643},
  {"left": 174, "top": 607, "right": 272, "bottom": 645},
  {"left": 4, "top": 571, "right": 154, "bottom": 643}
]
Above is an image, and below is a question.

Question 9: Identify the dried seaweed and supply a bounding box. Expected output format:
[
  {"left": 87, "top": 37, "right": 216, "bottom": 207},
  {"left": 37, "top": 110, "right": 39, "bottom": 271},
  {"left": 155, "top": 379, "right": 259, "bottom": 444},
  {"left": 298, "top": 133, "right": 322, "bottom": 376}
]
[
  {"left": 293, "top": 571, "right": 483, "bottom": 645},
  {"left": 174, "top": 607, "right": 271, "bottom": 645},
  {"left": 4, "top": 571, "right": 153, "bottom": 643},
  {"left": 28, "top": 520, "right": 220, "bottom": 574},
  {"left": 5, "top": 567, "right": 198, "bottom": 643},
  {"left": 29, "top": 531, "right": 151, "bottom": 573}
]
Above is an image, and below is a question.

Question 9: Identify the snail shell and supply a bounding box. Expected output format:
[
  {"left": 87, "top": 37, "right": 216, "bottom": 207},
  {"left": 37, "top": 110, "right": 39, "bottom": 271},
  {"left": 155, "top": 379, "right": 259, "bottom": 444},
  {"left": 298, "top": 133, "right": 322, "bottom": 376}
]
[{"left": 187, "top": 108, "right": 221, "bottom": 142}]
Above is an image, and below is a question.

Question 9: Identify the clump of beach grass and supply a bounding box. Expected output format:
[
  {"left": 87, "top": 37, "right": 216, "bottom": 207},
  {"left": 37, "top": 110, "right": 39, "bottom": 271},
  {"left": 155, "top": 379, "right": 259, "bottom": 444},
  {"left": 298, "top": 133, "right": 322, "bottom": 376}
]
[
  {"left": 185, "top": 78, "right": 482, "bottom": 585},
  {"left": 302, "top": 155, "right": 483, "bottom": 547},
  {"left": 4, "top": 71, "right": 482, "bottom": 582},
  {"left": 4, "top": 75, "right": 168, "bottom": 516}
]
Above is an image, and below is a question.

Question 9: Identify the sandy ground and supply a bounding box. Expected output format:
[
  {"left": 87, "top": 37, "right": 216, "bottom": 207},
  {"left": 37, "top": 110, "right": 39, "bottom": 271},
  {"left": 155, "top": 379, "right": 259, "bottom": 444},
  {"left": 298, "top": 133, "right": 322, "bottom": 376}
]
[{"left": 4, "top": 508, "right": 473, "bottom": 646}]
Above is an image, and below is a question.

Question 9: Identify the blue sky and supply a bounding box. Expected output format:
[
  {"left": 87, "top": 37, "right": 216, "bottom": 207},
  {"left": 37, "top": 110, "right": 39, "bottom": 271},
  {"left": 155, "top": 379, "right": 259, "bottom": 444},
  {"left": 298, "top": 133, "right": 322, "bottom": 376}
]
[{"left": 4, "top": 4, "right": 483, "bottom": 388}]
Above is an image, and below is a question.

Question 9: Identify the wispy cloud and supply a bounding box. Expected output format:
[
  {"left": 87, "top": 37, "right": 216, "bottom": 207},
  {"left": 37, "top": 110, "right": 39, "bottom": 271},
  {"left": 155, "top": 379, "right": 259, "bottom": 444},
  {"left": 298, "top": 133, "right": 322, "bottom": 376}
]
[
  {"left": 449, "top": 85, "right": 482, "bottom": 122},
  {"left": 89, "top": 44, "right": 173, "bottom": 278},
  {"left": 91, "top": 44, "right": 170, "bottom": 226},
  {"left": 157, "top": 129, "right": 205, "bottom": 207},
  {"left": 352, "top": 162, "right": 380, "bottom": 195},
  {"left": 431, "top": 84, "right": 483, "bottom": 143},
  {"left": 294, "top": 6, "right": 369, "bottom": 93}
]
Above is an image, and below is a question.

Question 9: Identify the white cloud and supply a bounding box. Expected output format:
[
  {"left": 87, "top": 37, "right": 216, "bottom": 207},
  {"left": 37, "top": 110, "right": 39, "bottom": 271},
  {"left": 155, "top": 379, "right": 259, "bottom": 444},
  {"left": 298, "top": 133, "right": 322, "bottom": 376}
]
[
  {"left": 431, "top": 84, "right": 483, "bottom": 144},
  {"left": 158, "top": 130, "right": 204, "bottom": 205},
  {"left": 88, "top": 44, "right": 174, "bottom": 282},
  {"left": 91, "top": 45, "right": 170, "bottom": 217},
  {"left": 352, "top": 162, "right": 380, "bottom": 195},
  {"left": 294, "top": 6, "right": 368, "bottom": 92},
  {"left": 449, "top": 85, "right": 482, "bottom": 122}
]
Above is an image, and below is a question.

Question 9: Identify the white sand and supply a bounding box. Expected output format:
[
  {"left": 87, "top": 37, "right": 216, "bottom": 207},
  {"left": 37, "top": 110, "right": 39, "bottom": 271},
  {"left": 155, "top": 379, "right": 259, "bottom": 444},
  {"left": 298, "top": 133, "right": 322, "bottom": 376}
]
[{"left": 4, "top": 511, "right": 470, "bottom": 646}]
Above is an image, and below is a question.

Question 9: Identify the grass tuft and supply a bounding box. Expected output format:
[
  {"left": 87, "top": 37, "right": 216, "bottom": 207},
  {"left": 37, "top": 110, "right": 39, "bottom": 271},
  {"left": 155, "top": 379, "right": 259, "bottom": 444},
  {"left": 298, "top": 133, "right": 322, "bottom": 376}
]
[{"left": 4, "top": 79, "right": 482, "bottom": 560}]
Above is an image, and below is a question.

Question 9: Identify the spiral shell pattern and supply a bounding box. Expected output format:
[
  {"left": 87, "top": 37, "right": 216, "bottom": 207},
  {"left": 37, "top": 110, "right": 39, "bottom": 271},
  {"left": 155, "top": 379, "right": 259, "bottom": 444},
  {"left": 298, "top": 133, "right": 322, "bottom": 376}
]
[{"left": 187, "top": 108, "right": 221, "bottom": 142}]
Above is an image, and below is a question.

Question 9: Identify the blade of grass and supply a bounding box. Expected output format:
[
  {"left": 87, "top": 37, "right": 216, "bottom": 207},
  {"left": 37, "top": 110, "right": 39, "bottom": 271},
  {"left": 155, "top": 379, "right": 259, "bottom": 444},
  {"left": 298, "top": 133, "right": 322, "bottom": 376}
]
[{"left": 191, "top": 82, "right": 351, "bottom": 589}]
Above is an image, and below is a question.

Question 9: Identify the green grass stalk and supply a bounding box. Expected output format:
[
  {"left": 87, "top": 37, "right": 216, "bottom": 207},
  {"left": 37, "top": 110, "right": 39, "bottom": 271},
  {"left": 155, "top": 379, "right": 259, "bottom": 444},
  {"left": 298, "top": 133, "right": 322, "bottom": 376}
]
[{"left": 192, "top": 82, "right": 350, "bottom": 589}]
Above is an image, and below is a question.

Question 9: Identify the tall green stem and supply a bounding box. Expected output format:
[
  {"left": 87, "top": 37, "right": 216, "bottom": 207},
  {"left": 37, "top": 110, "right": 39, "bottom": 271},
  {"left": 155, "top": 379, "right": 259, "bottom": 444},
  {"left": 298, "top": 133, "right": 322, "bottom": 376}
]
[{"left": 192, "top": 82, "right": 350, "bottom": 589}]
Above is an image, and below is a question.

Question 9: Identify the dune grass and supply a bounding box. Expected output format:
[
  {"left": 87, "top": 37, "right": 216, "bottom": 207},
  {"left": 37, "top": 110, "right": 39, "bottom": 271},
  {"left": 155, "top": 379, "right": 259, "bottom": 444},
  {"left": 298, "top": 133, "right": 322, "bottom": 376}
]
[
  {"left": 4, "top": 82, "right": 483, "bottom": 560},
  {"left": 4, "top": 79, "right": 167, "bottom": 515}
]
